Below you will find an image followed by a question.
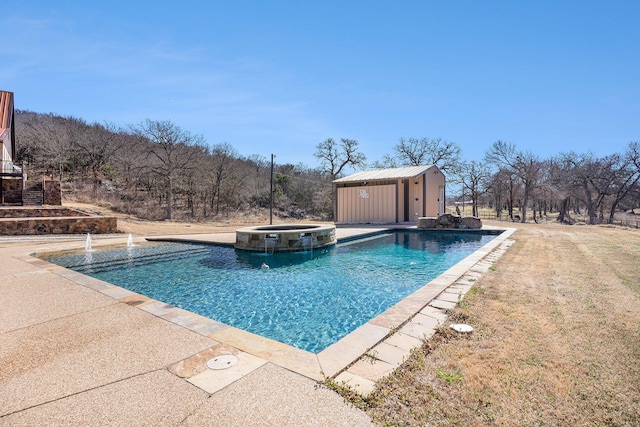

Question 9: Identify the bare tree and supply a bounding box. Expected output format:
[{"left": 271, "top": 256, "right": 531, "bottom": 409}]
[
  {"left": 370, "top": 153, "right": 399, "bottom": 169},
  {"left": 245, "top": 154, "right": 270, "bottom": 210},
  {"left": 400, "top": 137, "right": 461, "bottom": 172},
  {"left": 375, "top": 137, "right": 462, "bottom": 173},
  {"left": 497, "top": 169, "right": 520, "bottom": 220},
  {"left": 69, "top": 121, "right": 128, "bottom": 194},
  {"left": 551, "top": 152, "right": 611, "bottom": 225},
  {"left": 131, "top": 119, "right": 205, "bottom": 220},
  {"left": 610, "top": 141, "right": 640, "bottom": 219},
  {"left": 485, "top": 141, "right": 542, "bottom": 223},
  {"left": 111, "top": 133, "right": 148, "bottom": 199},
  {"left": 206, "top": 142, "right": 243, "bottom": 216},
  {"left": 545, "top": 156, "right": 574, "bottom": 224},
  {"left": 457, "top": 160, "right": 493, "bottom": 217},
  {"left": 314, "top": 137, "right": 366, "bottom": 221},
  {"left": 314, "top": 138, "right": 366, "bottom": 179},
  {"left": 15, "top": 112, "right": 73, "bottom": 180},
  {"left": 599, "top": 151, "right": 639, "bottom": 222}
]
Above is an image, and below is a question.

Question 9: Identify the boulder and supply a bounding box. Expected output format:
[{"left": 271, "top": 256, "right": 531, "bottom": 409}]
[
  {"left": 436, "top": 213, "right": 460, "bottom": 228},
  {"left": 460, "top": 216, "right": 482, "bottom": 229},
  {"left": 417, "top": 214, "right": 482, "bottom": 230},
  {"left": 417, "top": 217, "right": 437, "bottom": 229}
]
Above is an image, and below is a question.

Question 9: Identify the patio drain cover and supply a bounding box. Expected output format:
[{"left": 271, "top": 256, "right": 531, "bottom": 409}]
[
  {"left": 206, "top": 355, "right": 238, "bottom": 370},
  {"left": 450, "top": 323, "right": 474, "bottom": 333}
]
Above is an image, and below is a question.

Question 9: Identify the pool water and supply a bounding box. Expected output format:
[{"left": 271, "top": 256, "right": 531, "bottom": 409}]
[{"left": 43, "top": 230, "right": 495, "bottom": 353}]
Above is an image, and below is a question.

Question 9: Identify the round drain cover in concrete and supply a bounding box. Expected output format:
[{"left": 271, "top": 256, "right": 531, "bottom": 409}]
[
  {"left": 206, "top": 355, "right": 238, "bottom": 370},
  {"left": 450, "top": 323, "right": 474, "bottom": 333}
]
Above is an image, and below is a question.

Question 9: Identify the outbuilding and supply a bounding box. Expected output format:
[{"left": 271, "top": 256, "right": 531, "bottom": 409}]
[{"left": 332, "top": 165, "right": 445, "bottom": 224}]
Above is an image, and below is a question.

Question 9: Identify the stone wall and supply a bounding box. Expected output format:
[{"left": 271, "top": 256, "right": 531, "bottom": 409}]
[
  {"left": 0, "top": 207, "right": 117, "bottom": 235},
  {"left": 1, "top": 178, "right": 22, "bottom": 204},
  {"left": 0, "top": 207, "right": 88, "bottom": 218},
  {"left": 0, "top": 216, "right": 117, "bottom": 235},
  {"left": 44, "top": 180, "right": 62, "bottom": 205},
  {"left": 22, "top": 190, "right": 43, "bottom": 206},
  {"left": 0, "top": 179, "right": 61, "bottom": 206}
]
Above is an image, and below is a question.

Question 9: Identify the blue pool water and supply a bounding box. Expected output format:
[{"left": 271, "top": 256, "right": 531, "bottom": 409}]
[{"left": 43, "top": 230, "right": 496, "bottom": 353}]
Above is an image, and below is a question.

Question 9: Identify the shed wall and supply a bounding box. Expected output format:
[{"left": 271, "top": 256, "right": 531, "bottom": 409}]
[
  {"left": 425, "top": 170, "right": 446, "bottom": 216},
  {"left": 337, "top": 184, "right": 396, "bottom": 223},
  {"left": 407, "top": 175, "right": 424, "bottom": 221}
]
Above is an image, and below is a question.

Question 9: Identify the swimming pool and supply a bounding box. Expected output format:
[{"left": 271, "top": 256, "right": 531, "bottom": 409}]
[{"left": 43, "top": 230, "right": 496, "bottom": 353}]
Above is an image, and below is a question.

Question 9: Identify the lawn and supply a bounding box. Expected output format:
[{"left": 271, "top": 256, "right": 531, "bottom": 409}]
[{"left": 362, "top": 222, "right": 640, "bottom": 426}]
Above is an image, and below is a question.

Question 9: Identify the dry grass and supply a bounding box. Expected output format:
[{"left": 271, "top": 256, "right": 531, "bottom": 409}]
[
  {"left": 63, "top": 201, "right": 318, "bottom": 236},
  {"left": 364, "top": 223, "right": 640, "bottom": 426}
]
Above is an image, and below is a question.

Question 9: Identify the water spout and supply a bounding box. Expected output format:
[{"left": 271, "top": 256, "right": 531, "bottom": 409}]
[
  {"left": 264, "top": 234, "right": 278, "bottom": 254},
  {"left": 127, "top": 233, "right": 134, "bottom": 247},
  {"left": 85, "top": 233, "right": 93, "bottom": 252},
  {"left": 301, "top": 234, "right": 313, "bottom": 253}
]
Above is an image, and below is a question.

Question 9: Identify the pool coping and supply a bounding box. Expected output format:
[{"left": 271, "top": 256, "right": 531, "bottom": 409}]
[{"left": 25, "top": 225, "right": 516, "bottom": 396}]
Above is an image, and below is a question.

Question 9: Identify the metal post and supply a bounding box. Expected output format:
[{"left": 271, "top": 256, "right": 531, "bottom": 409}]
[{"left": 269, "top": 154, "right": 274, "bottom": 225}]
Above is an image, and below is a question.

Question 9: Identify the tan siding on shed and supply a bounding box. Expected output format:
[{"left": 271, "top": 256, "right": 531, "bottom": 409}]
[
  {"left": 337, "top": 185, "right": 396, "bottom": 223},
  {"left": 425, "top": 170, "right": 445, "bottom": 216},
  {"left": 408, "top": 176, "right": 423, "bottom": 221}
]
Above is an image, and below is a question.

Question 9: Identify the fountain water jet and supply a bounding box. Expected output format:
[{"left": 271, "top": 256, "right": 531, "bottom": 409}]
[
  {"left": 85, "top": 233, "right": 93, "bottom": 252},
  {"left": 127, "top": 234, "right": 135, "bottom": 247}
]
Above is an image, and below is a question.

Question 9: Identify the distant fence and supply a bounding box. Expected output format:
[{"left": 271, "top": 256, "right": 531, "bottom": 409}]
[{"left": 569, "top": 216, "right": 640, "bottom": 229}]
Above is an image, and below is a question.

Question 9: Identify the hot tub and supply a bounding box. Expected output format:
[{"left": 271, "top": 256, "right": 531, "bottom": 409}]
[{"left": 235, "top": 224, "right": 336, "bottom": 252}]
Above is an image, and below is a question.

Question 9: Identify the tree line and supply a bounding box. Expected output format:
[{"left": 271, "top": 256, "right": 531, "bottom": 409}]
[
  {"left": 15, "top": 111, "right": 330, "bottom": 220},
  {"left": 467, "top": 140, "right": 640, "bottom": 224},
  {"left": 14, "top": 110, "right": 640, "bottom": 224}
]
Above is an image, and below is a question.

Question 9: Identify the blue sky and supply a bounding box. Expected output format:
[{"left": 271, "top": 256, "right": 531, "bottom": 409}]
[{"left": 3, "top": 1, "right": 639, "bottom": 170}]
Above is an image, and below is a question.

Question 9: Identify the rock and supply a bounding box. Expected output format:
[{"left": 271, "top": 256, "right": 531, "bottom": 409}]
[
  {"left": 417, "top": 217, "right": 437, "bottom": 228},
  {"left": 436, "top": 213, "right": 460, "bottom": 228},
  {"left": 417, "top": 214, "right": 482, "bottom": 230},
  {"left": 460, "top": 216, "right": 482, "bottom": 229}
]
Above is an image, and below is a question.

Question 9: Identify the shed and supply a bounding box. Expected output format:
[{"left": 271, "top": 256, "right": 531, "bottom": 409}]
[{"left": 332, "top": 165, "right": 445, "bottom": 224}]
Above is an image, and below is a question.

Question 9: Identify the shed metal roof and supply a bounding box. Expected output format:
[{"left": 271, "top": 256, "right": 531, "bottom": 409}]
[{"left": 332, "top": 165, "right": 438, "bottom": 183}]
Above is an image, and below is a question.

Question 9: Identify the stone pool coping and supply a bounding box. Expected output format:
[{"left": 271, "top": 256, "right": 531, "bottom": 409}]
[{"left": 24, "top": 225, "right": 515, "bottom": 396}]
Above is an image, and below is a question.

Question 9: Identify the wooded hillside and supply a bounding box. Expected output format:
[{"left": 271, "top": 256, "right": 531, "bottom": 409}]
[
  {"left": 13, "top": 110, "right": 640, "bottom": 224},
  {"left": 15, "top": 111, "right": 332, "bottom": 221}
]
